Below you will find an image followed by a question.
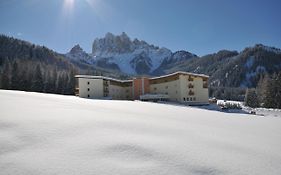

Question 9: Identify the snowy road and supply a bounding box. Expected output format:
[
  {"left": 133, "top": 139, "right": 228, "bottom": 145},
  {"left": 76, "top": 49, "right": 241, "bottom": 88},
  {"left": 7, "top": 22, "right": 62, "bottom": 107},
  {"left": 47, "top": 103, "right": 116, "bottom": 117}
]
[{"left": 0, "top": 90, "right": 281, "bottom": 175}]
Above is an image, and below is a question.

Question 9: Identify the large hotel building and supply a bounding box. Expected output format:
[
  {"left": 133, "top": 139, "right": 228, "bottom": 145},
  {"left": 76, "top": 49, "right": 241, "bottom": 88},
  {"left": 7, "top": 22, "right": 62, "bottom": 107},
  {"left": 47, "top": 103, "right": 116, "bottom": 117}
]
[{"left": 75, "top": 71, "right": 209, "bottom": 104}]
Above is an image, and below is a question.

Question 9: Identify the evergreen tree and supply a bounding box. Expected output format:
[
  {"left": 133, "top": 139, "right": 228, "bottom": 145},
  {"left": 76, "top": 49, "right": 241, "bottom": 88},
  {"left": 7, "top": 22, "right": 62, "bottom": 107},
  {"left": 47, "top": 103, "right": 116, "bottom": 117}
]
[
  {"left": 256, "top": 74, "right": 270, "bottom": 106},
  {"left": 31, "top": 64, "right": 44, "bottom": 92},
  {"left": 19, "top": 69, "right": 30, "bottom": 91},
  {"left": 11, "top": 61, "right": 19, "bottom": 90},
  {"left": 263, "top": 74, "right": 275, "bottom": 108},
  {"left": 56, "top": 72, "right": 66, "bottom": 94},
  {"left": 1, "top": 60, "right": 11, "bottom": 89},
  {"left": 244, "top": 88, "right": 259, "bottom": 108},
  {"left": 272, "top": 72, "right": 281, "bottom": 109},
  {"left": 65, "top": 68, "right": 76, "bottom": 95}
]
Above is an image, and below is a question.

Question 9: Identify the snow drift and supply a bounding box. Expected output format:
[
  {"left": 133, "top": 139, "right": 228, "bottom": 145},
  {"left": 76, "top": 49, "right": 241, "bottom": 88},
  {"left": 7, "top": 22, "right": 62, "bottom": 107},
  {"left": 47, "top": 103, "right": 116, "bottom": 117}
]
[{"left": 0, "top": 90, "right": 281, "bottom": 175}]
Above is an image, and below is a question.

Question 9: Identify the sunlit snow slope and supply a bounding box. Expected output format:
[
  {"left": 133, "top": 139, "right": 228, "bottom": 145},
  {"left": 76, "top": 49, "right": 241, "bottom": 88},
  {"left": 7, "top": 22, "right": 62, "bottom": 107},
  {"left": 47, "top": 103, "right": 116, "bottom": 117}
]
[{"left": 0, "top": 90, "right": 281, "bottom": 175}]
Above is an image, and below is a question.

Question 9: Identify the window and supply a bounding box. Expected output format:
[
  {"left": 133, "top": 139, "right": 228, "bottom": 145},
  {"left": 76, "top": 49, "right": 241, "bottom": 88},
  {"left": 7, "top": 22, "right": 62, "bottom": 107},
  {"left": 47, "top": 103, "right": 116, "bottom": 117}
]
[
  {"left": 154, "top": 87, "right": 157, "bottom": 91},
  {"left": 189, "top": 90, "right": 195, "bottom": 96},
  {"left": 165, "top": 92, "right": 168, "bottom": 95},
  {"left": 87, "top": 95, "right": 90, "bottom": 98},
  {"left": 186, "top": 97, "right": 189, "bottom": 101},
  {"left": 87, "top": 82, "right": 90, "bottom": 85},
  {"left": 190, "top": 98, "right": 192, "bottom": 101},
  {"left": 165, "top": 86, "right": 168, "bottom": 89},
  {"left": 203, "top": 81, "right": 208, "bottom": 88},
  {"left": 87, "top": 88, "right": 90, "bottom": 91},
  {"left": 183, "top": 97, "right": 186, "bottom": 101},
  {"left": 193, "top": 97, "right": 196, "bottom": 101}
]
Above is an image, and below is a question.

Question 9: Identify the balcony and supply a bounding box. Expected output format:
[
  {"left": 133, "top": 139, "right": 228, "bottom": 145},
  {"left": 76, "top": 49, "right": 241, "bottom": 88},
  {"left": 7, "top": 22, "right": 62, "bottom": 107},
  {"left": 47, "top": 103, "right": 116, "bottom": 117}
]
[
  {"left": 103, "top": 81, "right": 109, "bottom": 87},
  {"left": 188, "top": 83, "right": 194, "bottom": 88},
  {"left": 203, "top": 82, "right": 208, "bottom": 88},
  {"left": 104, "top": 87, "right": 109, "bottom": 93},
  {"left": 188, "top": 90, "right": 195, "bottom": 96},
  {"left": 75, "top": 88, "right": 79, "bottom": 96}
]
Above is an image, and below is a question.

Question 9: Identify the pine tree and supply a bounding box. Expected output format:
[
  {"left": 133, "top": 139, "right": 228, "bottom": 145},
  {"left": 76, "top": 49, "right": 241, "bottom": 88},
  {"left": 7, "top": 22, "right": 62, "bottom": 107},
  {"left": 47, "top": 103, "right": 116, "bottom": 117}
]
[
  {"left": 272, "top": 72, "right": 281, "bottom": 109},
  {"left": 56, "top": 72, "right": 65, "bottom": 94},
  {"left": 256, "top": 74, "right": 270, "bottom": 106},
  {"left": 263, "top": 74, "right": 275, "bottom": 108},
  {"left": 31, "top": 64, "right": 44, "bottom": 92},
  {"left": 244, "top": 88, "right": 259, "bottom": 108},
  {"left": 1, "top": 60, "right": 11, "bottom": 89},
  {"left": 19, "top": 69, "right": 30, "bottom": 91},
  {"left": 11, "top": 61, "right": 19, "bottom": 90}
]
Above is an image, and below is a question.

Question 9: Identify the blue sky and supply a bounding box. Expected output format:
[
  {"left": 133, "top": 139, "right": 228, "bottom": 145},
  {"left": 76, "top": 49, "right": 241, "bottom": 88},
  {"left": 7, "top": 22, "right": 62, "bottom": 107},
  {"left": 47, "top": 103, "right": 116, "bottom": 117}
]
[{"left": 0, "top": 0, "right": 280, "bottom": 56}]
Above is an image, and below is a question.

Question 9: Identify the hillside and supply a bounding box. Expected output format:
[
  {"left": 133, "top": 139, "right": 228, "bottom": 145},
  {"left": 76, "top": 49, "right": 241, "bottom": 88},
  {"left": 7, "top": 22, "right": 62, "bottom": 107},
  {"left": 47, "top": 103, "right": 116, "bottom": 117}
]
[
  {"left": 0, "top": 35, "right": 130, "bottom": 94},
  {"left": 0, "top": 90, "right": 281, "bottom": 175},
  {"left": 155, "top": 45, "right": 281, "bottom": 88}
]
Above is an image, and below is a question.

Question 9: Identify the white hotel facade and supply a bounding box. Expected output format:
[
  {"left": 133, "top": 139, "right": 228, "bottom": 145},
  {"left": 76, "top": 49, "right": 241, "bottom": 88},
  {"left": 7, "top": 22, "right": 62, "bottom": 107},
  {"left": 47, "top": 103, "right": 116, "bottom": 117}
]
[{"left": 75, "top": 71, "right": 209, "bottom": 105}]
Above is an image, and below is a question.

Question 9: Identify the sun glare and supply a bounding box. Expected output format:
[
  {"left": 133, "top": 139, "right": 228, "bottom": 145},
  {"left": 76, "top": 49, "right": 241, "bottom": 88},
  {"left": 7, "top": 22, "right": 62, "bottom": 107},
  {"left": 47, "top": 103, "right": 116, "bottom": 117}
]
[{"left": 63, "top": 0, "right": 75, "bottom": 12}]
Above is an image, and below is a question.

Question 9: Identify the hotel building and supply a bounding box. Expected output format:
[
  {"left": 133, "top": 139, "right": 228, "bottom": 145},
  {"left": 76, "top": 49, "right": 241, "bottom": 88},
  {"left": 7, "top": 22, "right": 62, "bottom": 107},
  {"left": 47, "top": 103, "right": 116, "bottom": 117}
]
[{"left": 75, "top": 71, "right": 209, "bottom": 104}]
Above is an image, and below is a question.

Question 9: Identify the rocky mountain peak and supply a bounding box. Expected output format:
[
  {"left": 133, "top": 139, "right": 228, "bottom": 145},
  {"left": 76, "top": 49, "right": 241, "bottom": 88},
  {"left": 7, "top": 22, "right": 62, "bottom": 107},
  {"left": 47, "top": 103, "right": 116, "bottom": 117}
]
[
  {"left": 69, "top": 44, "right": 84, "bottom": 54},
  {"left": 66, "top": 44, "right": 91, "bottom": 62}
]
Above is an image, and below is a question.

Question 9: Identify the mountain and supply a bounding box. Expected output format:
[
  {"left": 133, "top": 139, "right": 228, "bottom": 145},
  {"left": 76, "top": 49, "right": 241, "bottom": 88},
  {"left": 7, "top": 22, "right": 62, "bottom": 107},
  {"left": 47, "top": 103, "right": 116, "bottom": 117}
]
[
  {"left": 0, "top": 35, "right": 130, "bottom": 94},
  {"left": 66, "top": 44, "right": 92, "bottom": 64},
  {"left": 66, "top": 32, "right": 281, "bottom": 89},
  {"left": 66, "top": 32, "right": 197, "bottom": 75},
  {"left": 1, "top": 33, "right": 281, "bottom": 97},
  {"left": 91, "top": 32, "right": 173, "bottom": 75},
  {"left": 160, "top": 44, "right": 281, "bottom": 88}
]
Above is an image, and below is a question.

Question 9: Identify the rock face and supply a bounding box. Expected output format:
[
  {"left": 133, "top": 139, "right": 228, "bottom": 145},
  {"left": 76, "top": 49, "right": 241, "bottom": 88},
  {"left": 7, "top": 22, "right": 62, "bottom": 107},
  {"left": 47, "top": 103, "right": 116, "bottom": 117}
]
[
  {"left": 66, "top": 44, "right": 93, "bottom": 64},
  {"left": 91, "top": 32, "right": 173, "bottom": 75},
  {"left": 66, "top": 32, "right": 198, "bottom": 75}
]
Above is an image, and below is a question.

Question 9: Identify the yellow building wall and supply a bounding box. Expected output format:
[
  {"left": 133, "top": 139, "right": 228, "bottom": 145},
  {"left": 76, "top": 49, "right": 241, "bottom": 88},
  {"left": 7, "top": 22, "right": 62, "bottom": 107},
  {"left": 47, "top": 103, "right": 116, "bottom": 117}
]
[
  {"left": 178, "top": 75, "right": 209, "bottom": 104},
  {"left": 78, "top": 78, "right": 104, "bottom": 99},
  {"left": 149, "top": 79, "right": 181, "bottom": 102}
]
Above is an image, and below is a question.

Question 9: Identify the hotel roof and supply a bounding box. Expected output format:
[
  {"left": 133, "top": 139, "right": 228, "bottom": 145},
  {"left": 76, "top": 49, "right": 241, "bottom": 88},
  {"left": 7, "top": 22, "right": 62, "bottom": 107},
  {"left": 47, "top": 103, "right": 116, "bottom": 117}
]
[
  {"left": 75, "top": 71, "right": 209, "bottom": 82},
  {"left": 74, "top": 75, "right": 133, "bottom": 83}
]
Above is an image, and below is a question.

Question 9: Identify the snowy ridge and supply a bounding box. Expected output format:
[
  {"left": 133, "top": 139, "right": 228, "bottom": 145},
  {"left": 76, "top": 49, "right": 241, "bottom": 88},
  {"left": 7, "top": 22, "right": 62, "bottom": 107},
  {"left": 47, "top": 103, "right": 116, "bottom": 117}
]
[{"left": 92, "top": 32, "right": 172, "bottom": 74}]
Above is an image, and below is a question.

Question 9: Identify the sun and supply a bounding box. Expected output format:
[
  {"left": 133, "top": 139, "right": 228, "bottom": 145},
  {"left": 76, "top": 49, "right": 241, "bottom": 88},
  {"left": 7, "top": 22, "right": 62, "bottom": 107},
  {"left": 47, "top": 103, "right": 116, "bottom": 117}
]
[{"left": 63, "top": 0, "right": 75, "bottom": 11}]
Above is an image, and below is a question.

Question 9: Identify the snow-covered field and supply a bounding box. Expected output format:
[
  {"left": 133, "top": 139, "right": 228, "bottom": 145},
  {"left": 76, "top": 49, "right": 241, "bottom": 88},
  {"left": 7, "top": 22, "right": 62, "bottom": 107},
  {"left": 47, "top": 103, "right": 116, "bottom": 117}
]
[{"left": 1, "top": 90, "right": 281, "bottom": 175}]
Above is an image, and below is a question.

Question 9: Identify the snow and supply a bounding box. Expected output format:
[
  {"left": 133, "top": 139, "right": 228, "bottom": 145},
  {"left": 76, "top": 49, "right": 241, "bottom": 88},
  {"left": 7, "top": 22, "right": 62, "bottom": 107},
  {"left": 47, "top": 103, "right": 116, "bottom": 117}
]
[
  {"left": 94, "top": 47, "right": 172, "bottom": 75},
  {"left": 245, "top": 56, "right": 254, "bottom": 68},
  {"left": 1, "top": 90, "right": 281, "bottom": 175},
  {"left": 217, "top": 100, "right": 281, "bottom": 117},
  {"left": 91, "top": 32, "right": 172, "bottom": 75}
]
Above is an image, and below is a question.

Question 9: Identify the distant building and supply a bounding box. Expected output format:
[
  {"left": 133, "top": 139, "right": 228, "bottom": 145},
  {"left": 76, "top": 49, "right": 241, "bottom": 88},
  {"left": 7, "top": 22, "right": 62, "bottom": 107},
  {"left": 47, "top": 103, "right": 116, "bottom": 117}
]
[{"left": 75, "top": 71, "right": 209, "bottom": 105}]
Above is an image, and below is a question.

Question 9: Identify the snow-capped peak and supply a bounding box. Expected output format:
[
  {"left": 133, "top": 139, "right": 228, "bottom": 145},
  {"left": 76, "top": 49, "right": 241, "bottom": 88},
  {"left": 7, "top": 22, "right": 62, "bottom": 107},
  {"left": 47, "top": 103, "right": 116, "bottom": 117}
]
[
  {"left": 66, "top": 44, "right": 92, "bottom": 63},
  {"left": 91, "top": 32, "right": 173, "bottom": 74}
]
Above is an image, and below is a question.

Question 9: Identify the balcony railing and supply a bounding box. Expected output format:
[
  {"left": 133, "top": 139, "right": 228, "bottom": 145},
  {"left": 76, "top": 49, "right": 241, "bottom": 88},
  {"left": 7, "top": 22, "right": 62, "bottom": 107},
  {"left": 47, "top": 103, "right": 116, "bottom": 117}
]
[
  {"left": 75, "top": 88, "right": 79, "bottom": 96},
  {"left": 188, "top": 83, "right": 194, "bottom": 88},
  {"left": 104, "top": 88, "right": 109, "bottom": 93},
  {"left": 103, "top": 81, "right": 109, "bottom": 86},
  {"left": 188, "top": 76, "right": 194, "bottom": 81},
  {"left": 189, "top": 90, "right": 195, "bottom": 96},
  {"left": 203, "top": 82, "right": 208, "bottom": 88}
]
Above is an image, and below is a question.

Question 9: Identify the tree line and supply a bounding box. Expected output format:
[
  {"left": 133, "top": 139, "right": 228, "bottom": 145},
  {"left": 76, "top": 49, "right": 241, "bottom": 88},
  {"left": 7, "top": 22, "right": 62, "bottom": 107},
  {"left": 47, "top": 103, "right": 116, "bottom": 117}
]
[
  {"left": 0, "top": 58, "right": 77, "bottom": 95},
  {"left": 245, "top": 72, "right": 281, "bottom": 109}
]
